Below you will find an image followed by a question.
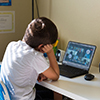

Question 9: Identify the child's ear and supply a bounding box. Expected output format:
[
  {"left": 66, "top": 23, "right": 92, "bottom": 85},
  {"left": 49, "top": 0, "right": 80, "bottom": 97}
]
[{"left": 38, "top": 44, "right": 44, "bottom": 50}]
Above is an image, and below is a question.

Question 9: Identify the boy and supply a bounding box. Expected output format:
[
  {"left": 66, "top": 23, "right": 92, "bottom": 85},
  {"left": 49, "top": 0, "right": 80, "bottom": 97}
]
[{"left": 0, "top": 17, "right": 59, "bottom": 100}]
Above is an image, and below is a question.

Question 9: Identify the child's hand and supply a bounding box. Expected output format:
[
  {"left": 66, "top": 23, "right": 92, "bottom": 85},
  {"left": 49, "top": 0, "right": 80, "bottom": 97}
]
[
  {"left": 37, "top": 73, "right": 47, "bottom": 82},
  {"left": 42, "top": 44, "right": 53, "bottom": 54}
]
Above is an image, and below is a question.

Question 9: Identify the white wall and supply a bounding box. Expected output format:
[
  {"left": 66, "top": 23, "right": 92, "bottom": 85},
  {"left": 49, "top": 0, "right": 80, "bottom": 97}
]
[
  {"left": 0, "top": 0, "right": 32, "bottom": 61},
  {"left": 35, "top": 0, "right": 100, "bottom": 67}
]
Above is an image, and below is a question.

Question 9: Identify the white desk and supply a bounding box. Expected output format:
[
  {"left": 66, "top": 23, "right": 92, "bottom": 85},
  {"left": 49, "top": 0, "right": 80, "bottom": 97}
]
[
  {"left": 37, "top": 66, "right": 100, "bottom": 100},
  {"left": 0, "top": 62, "right": 100, "bottom": 100}
]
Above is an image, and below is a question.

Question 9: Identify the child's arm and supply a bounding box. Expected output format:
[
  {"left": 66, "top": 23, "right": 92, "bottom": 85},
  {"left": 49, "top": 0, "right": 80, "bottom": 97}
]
[{"left": 42, "top": 44, "right": 59, "bottom": 81}]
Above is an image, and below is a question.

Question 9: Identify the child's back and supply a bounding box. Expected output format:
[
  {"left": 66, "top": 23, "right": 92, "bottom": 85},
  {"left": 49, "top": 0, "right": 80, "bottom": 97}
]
[{"left": 0, "top": 17, "right": 59, "bottom": 100}]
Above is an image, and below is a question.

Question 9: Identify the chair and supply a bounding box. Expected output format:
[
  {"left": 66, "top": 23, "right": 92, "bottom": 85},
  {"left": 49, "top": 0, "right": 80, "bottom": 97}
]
[{"left": 0, "top": 79, "right": 11, "bottom": 100}]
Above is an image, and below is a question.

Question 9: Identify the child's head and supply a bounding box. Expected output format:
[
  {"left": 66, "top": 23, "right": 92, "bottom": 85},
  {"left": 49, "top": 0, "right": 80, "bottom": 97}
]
[{"left": 23, "top": 17, "right": 58, "bottom": 48}]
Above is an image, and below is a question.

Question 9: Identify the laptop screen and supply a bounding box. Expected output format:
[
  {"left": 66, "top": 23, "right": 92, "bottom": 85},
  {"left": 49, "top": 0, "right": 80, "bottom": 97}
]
[{"left": 62, "top": 41, "right": 96, "bottom": 70}]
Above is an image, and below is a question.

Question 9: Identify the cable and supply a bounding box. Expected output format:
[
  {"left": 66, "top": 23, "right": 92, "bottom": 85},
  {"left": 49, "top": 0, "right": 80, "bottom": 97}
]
[
  {"left": 32, "top": 0, "right": 34, "bottom": 19},
  {"left": 35, "top": 0, "right": 39, "bottom": 18}
]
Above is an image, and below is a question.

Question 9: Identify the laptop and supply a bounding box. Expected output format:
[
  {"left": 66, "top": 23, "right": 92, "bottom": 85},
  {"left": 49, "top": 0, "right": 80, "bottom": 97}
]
[{"left": 59, "top": 41, "right": 96, "bottom": 78}]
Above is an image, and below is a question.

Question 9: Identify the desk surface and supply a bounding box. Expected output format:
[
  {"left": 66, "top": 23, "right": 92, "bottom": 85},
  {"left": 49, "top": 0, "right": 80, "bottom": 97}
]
[
  {"left": 37, "top": 66, "right": 100, "bottom": 100},
  {"left": 0, "top": 62, "right": 100, "bottom": 100}
]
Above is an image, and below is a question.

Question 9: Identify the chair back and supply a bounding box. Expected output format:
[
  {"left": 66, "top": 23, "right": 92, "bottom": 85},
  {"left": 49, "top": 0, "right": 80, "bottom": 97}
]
[{"left": 0, "top": 79, "right": 11, "bottom": 100}]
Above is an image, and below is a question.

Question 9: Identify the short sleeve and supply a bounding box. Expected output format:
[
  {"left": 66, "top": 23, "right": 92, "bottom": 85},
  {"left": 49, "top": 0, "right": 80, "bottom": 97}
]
[{"left": 33, "top": 54, "right": 49, "bottom": 74}]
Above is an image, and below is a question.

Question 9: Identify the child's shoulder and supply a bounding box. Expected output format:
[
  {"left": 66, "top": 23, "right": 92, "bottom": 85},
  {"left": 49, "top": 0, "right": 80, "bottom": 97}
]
[
  {"left": 7, "top": 41, "right": 16, "bottom": 46},
  {"left": 7, "top": 41, "right": 19, "bottom": 49}
]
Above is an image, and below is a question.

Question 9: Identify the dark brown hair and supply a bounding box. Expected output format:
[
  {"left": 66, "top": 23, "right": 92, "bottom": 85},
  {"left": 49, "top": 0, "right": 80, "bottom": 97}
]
[{"left": 23, "top": 17, "right": 58, "bottom": 48}]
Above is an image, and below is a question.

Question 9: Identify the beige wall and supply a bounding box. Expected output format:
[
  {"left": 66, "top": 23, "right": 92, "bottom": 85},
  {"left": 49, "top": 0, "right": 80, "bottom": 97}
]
[
  {"left": 35, "top": 0, "right": 100, "bottom": 67},
  {"left": 0, "top": 0, "right": 32, "bottom": 61}
]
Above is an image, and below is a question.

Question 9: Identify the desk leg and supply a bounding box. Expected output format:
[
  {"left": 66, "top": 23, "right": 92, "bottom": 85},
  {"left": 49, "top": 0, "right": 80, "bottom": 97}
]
[{"left": 54, "top": 92, "right": 62, "bottom": 100}]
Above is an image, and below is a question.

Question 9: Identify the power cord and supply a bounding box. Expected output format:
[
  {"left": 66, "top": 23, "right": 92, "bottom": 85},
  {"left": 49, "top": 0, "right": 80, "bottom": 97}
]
[{"left": 35, "top": 0, "right": 39, "bottom": 18}]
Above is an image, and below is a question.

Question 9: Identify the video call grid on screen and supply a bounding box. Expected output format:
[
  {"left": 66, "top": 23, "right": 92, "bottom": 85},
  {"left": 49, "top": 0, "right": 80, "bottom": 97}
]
[{"left": 63, "top": 41, "right": 96, "bottom": 70}]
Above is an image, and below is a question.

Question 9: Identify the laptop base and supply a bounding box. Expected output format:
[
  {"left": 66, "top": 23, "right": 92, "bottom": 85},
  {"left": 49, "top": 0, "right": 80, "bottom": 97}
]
[{"left": 59, "top": 65, "right": 88, "bottom": 78}]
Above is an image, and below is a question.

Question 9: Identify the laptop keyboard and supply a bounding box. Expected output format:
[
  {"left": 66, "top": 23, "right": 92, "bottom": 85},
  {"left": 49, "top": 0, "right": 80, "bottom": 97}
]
[{"left": 59, "top": 65, "right": 88, "bottom": 78}]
